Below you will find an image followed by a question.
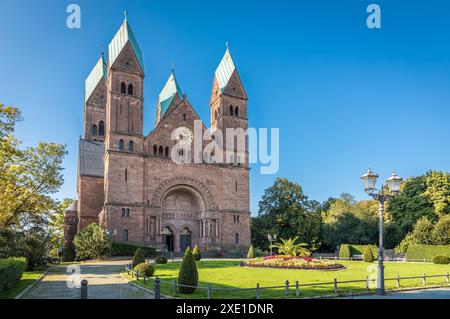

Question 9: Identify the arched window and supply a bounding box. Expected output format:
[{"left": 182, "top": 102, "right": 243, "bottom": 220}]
[
  {"left": 92, "top": 124, "right": 97, "bottom": 136},
  {"left": 128, "top": 141, "right": 134, "bottom": 152},
  {"left": 127, "top": 83, "right": 134, "bottom": 95},
  {"left": 120, "top": 82, "right": 127, "bottom": 94},
  {"left": 215, "top": 110, "right": 218, "bottom": 120},
  {"left": 98, "top": 121, "right": 105, "bottom": 136},
  {"left": 235, "top": 106, "right": 239, "bottom": 117},
  {"left": 229, "top": 105, "right": 234, "bottom": 116},
  {"left": 153, "top": 145, "right": 157, "bottom": 155},
  {"left": 159, "top": 145, "right": 164, "bottom": 156},
  {"left": 125, "top": 168, "right": 128, "bottom": 182},
  {"left": 119, "top": 139, "right": 124, "bottom": 151},
  {"left": 235, "top": 233, "right": 239, "bottom": 244},
  {"left": 165, "top": 146, "right": 169, "bottom": 157},
  {"left": 123, "top": 229, "right": 129, "bottom": 242},
  {"left": 183, "top": 114, "right": 186, "bottom": 121}
]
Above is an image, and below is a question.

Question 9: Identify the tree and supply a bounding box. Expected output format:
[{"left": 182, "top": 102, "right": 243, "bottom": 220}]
[
  {"left": 132, "top": 248, "right": 146, "bottom": 268},
  {"left": 73, "top": 224, "right": 111, "bottom": 260},
  {"left": 177, "top": 247, "right": 198, "bottom": 294},
  {"left": 251, "top": 178, "right": 321, "bottom": 251},
  {"left": 422, "top": 171, "right": 450, "bottom": 217},
  {"left": 270, "top": 237, "right": 310, "bottom": 257},
  {"left": 432, "top": 215, "right": 450, "bottom": 245}
]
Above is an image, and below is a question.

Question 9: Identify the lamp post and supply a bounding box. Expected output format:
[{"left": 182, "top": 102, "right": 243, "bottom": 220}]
[
  {"left": 361, "top": 169, "right": 403, "bottom": 295},
  {"left": 268, "top": 234, "right": 277, "bottom": 255}
]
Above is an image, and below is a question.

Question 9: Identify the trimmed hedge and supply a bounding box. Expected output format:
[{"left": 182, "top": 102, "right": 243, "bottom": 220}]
[
  {"left": 0, "top": 257, "right": 27, "bottom": 292},
  {"left": 111, "top": 242, "right": 156, "bottom": 257},
  {"left": 155, "top": 256, "right": 168, "bottom": 264},
  {"left": 133, "top": 262, "right": 155, "bottom": 277},
  {"left": 339, "top": 244, "right": 378, "bottom": 259},
  {"left": 432, "top": 255, "right": 450, "bottom": 265},
  {"left": 406, "top": 245, "right": 450, "bottom": 260}
]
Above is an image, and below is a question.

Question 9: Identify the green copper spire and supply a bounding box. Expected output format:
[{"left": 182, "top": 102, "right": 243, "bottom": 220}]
[
  {"left": 108, "top": 13, "right": 144, "bottom": 71},
  {"left": 215, "top": 44, "right": 236, "bottom": 92},
  {"left": 158, "top": 69, "right": 182, "bottom": 117},
  {"left": 85, "top": 53, "right": 107, "bottom": 102}
]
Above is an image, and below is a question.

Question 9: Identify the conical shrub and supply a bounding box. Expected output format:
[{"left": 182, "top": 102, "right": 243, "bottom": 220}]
[
  {"left": 363, "top": 246, "right": 374, "bottom": 262},
  {"left": 247, "top": 244, "right": 255, "bottom": 259},
  {"left": 132, "top": 248, "right": 146, "bottom": 268},
  {"left": 178, "top": 247, "right": 198, "bottom": 294},
  {"left": 192, "top": 244, "right": 201, "bottom": 261}
]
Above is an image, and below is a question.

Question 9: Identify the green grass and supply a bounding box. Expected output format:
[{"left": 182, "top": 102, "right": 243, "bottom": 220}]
[
  {"left": 0, "top": 270, "right": 46, "bottom": 299},
  {"left": 126, "top": 260, "right": 450, "bottom": 299}
]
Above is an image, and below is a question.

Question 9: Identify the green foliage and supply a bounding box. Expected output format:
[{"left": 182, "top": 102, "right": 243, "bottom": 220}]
[
  {"left": 406, "top": 245, "right": 450, "bottom": 260},
  {"left": 111, "top": 242, "right": 156, "bottom": 257},
  {"left": 177, "top": 247, "right": 198, "bottom": 294},
  {"left": 0, "top": 257, "right": 27, "bottom": 292},
  {"left": 132, "top": 248, "right": 146, "bottom": 268},
  {"left": 133, "top": 262, "right": 155, "bottom": 277},
  {"left": 17, "top": 228, "right": 50, "bottom": 270},
  {"left": 251, "top": 178, "right": 322, "bottom": 251},
  {"left": 155, "top": 256, "right": 168, "bottom": 264},
  {"left": 432, "top": 255, "right": 450, "bottom": 264},
  {"left": 363, "top": 246, "right": 374, "bottom": 262},
  {"left": 192, "top": 245, "right": 201, "bottom": 261},
  {"left": 247, "top": 245, "right": 255, "bottom": 259},
  {"left": 432, "top": 215, "right": 450, "bottom": 245},
  {"left": 270, "top": 237, "right": 310, "bottom": 257},
  {"left": 338, "top": 244, "right": 352, "bottom": 259},
  {"left": 73, "top": 224, "right": 111, "bottom": 260}
]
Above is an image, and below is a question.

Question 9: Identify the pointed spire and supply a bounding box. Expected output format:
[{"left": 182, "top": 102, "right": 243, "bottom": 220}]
[
  {"left": 158, "top": 70, "right": 183, "bottom": 117},
  {"left": 215, "top": 44, "right": 236, "bottom": 92},
  {"left": 108, "top": 12, "right": 144, "bottom": 71},
  {"left": 85, "top": 54, "right": 107, "bottom": 102}
]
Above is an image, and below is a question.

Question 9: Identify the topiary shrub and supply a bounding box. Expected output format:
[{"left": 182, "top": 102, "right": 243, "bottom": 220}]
[
  {"left": 192, "top": 245, "right": 201, "bottom": 261},
  {"left": 247, "top": 244, "right": 255, "bottom": 259},
  {"left": 0, "top": 257, "right": 27, "bottom": 292},
  {"left": 363, "top": 246, "right": 375, "bottom": 262},
  {"left": 133, "top": 262, "right": 155, "bottom": 277},
  {"left": 432, "top": 255, "right": 450, "bottom": 264},
  {"left": 177, "top": 247, "right": 198, "bottom": 294},
  {"left": 155, "top": 255, "right": 168, "bottom": 264},
  {"left": 338, "top": 244, "right": 352, "bottom": 259},
  {"left": 132, "top": 248, "right": 146, "bottom": 268}
]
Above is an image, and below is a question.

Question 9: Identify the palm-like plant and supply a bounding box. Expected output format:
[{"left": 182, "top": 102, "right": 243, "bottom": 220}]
[{"left": 270, "top": 236, "right": 311, "bottom": 257}]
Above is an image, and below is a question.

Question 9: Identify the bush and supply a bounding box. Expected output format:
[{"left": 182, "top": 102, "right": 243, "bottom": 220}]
[
  {"left": 0, "top": 258, "right": 27, "bottom": 292},
  {"left": 73, "top": 224, "right": 111, "bottom": 260},
  {"left": 177, "top": 247, "right": 198, "bottom": 294},
  {"left": 432, "top": 255, "right": 450, "bottom": 264},
  {"left": 192, "top": 245, "right": 201, "bottom": 261},
  {"left": 18, "top": 231, "right": 50, "bottom": 270},
  {"left": 132, "top": 248, "right": 146, "bottom": 268},
  {"left": 363, "top": 247, "right": 374, "bottom": 262},
  {"left": 133, "top": 262, "right": 155, "bottom": 277},
  {"left": 155, "top": 255, "right": 168, "bottom": 264},
  {"left": 338, "top": 244, "right": 352, "bottom": 259},
  {"left": 247, "top": 245, "right": 255, "bottom": 259},
  {"left": 111, "top": 242, "right": 156, "bottom": 257},
  {"left": 407, "top": 245, "right": 450, "bottom": 260}
]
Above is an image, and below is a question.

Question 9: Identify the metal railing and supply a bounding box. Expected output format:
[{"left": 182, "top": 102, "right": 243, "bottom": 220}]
[{"left": 125, "top": 264, "right": 450, "bottom": 299}]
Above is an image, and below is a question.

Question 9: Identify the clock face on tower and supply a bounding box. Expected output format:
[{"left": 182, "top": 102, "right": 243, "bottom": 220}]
[{"left": 175, "top": 126, "right": 193, "bottom": 146}]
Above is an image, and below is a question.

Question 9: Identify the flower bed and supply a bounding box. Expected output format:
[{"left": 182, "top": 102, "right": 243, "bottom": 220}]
[{"left": 241, "top": 256, "right": 345, "bottom": 270}]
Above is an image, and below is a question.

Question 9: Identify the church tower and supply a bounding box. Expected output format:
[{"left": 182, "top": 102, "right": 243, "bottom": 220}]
[
  {"left": 210, "top": 46, "right": 248, "bottom": 165},
  {"left": 84, "top": 53, "right": 107, "bottom": 142},
  {"left": 105, "top": 13, "right": 145, "bottom": 153}
]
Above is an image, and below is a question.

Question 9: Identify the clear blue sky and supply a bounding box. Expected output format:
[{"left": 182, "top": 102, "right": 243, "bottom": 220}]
[{"left": 1, "top": 0, "right": 449, "bottom": 214}]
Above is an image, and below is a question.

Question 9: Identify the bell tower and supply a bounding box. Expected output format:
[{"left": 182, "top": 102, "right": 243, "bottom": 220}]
[{"left": 210, "top": 45, "right": 248, "bottom": 165}]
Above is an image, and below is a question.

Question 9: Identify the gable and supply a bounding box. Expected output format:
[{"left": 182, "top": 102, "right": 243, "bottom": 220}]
[
  {"left": 222, "top": 69, "right": 247, "bottom": 99},
  {"left": 110, "top": 42, "right": 144, "bottom": 75}
]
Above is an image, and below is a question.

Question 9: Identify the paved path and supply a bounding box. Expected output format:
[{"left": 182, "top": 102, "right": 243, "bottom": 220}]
[
  {"left": 21, "top": 259, "right": 153, "bottom": 299},
  {"left": 351, "top": 288, "right": 450, "bottom": 299}
]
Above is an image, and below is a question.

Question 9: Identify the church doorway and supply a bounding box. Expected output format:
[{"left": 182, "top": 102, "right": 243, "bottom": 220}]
[
  {"left": 161, "top": 227, "right": 174, "bottom": 252},
  {"left": 180, "top": 227, "right": 192, "bottom": 253}
]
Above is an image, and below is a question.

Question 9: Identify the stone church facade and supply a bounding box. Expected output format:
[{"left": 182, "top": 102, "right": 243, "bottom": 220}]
[{"left": 64, "top": 16, "right": 251, "bottom": 254}]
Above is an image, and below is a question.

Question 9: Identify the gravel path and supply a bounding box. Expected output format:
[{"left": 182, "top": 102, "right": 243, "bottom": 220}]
[{"left": 21, "top": 259, "right": 153, "bottom": 299}]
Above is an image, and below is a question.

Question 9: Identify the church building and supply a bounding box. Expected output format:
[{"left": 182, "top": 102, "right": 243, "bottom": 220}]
[{"left": 64, "top": 15, "right": 251, "bottom": 255}]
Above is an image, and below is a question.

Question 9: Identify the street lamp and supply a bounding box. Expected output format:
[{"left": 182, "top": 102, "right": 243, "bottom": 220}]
[
  {"left": 361, "top": 169, "right": 403, "bottom": 295},
  {"left": 268, "top": 234, "right": 277, "bottom": 255}
]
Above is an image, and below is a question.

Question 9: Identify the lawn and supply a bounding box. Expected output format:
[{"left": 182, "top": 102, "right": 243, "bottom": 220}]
[
  {"left": 127, "top": 260, "right": 450, "bottom": 299},
  {"left": 0, "top": 270, "right": 46, "bottom": 299}
]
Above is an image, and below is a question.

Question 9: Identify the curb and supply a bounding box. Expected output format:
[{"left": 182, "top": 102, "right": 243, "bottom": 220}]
[
  {"left": 121, "top": 273, "right": 178, "bottom": 299},
  {"left": 14, "top": 270, "right": 49, "bottom": 299}
]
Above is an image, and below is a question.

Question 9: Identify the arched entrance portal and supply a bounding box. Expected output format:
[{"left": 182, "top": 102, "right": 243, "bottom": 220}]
[
  {"left": 161, "top": 226, "right": 174, "bottom": 252},
  {"left": 180, "top": 227, "right": 192, "bottom": 253}
]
